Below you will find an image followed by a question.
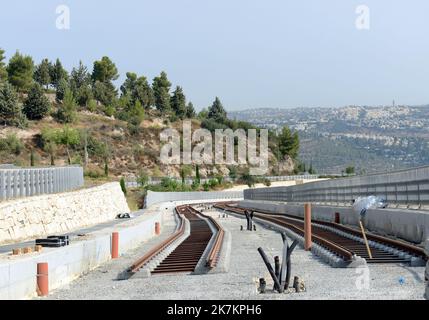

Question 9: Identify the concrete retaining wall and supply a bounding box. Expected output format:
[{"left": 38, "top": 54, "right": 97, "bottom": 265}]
[
  {"left": 145, "top": 190, "right": 243, "bottom": 208},
  {"left": 239, "top": 200, "right": 429, "bottom": 244},
  {"left": 0, "top": 205, "right": 163, "bottom": 300},
  {"left": 0, "top": 182, "right": 130, "bottom": 244}
]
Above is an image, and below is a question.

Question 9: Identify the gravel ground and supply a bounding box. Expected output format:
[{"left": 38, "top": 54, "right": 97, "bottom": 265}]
[{"left": 41, "top": 208, "right": 426, "bottom": 300}]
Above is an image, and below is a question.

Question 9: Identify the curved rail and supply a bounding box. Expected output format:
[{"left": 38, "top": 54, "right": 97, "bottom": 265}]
[
  {"left": 214, "top": 202, "right": 427, "bottom": 263},
  {"left": 189, "top": 205, "right": 225, "bottom": 268},
  {"left": 128, "top": 206, "right": 186, "bottom": 274}
]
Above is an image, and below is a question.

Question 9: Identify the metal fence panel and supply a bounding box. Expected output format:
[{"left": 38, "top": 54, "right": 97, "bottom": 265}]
[
  {"left": 244, "top": 166, "right": 429, "bottom": 207},
  {"left": 0, "top": 166, "right": 84, "bottom": 201}
]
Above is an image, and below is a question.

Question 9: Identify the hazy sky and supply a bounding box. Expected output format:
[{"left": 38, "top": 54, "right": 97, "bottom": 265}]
[{"left": 1, "top": 0, "right": 428, "bottom": 110}]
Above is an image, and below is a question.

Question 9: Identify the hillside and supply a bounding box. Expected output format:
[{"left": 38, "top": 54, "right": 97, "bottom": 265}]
[
  {"left": 229, "top": 105, "right": 429, "bottom": 174},
  {"left": 0, "top": 50, "right": 298, "bottom": 181}
]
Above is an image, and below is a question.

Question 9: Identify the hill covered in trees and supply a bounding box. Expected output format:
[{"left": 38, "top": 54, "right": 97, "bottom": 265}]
[{"left": 0, "top": 48, "right": 300, "bottom": 182}]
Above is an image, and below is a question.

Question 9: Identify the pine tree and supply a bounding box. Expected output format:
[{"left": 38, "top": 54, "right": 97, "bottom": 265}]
[
  {"left": 186, "top": 102, "right": 196, "bottom": 118},
  {"left": 0, "top": 48, "right": 7, "bottom": 83},
  {"left": 121, "top": 72, "right": 154, "bottom": 109},
  {"left": 50, "top": 58, "right": 68, "bottom": 89},
  {"left": 34, "top": 59, "right": 52, "bottom": 89},
  {"left": 0, "top": 82, "right": 27, "bottom": 127},
  {"left": 56, "top": 88, "right": 77, "bottom": 123},
  {"left": 170, "top": 86, "right": 187, "bottom": 119},
  {"left": 152, "top": 71, "right": 171, "bottom": 112},
  {"left": 278, "top": 126, "right": 300, "bottom": 159},
  {"left": 208, "top": 97, "right": 227, "bottom": 123},
  {"left": 6, "top": 51, "right": 35, "bottom": 92},
  {"left": 70, "top": 61, "right": 92, "bottom": 106},
  {"left": 55, "top": 78, "right": 69, "bottom": 102},
  {"left": 23, "top": 83, "right": 51, "bottom": 120}
]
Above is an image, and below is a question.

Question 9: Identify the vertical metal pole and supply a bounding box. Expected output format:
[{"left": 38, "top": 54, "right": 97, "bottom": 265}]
[
  {"left": 280, "top": 233, "right": 288, "bottom": 288},
  {"left": 304, "top": 203, "right": 312, "bottom": 251},
  {"left": 257, "top": 247, "right": 282, "bottom": 293}
]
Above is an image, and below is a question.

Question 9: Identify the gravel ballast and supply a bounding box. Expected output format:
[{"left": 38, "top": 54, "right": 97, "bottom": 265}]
[{"left": 42, "top": 206, "right": 426, "bottom": 300}]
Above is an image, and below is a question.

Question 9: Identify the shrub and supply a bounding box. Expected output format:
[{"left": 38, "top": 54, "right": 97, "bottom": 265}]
[
  {"left": 84, "top": 167, "right": 104, "bottom": 179},
  {"left": 120, "top": 177, "right": 127, "bottom": 195},
  {"left": 0, "top": 134, "right": 24, "bottom": 155},
  {"left": 104, "top": 105, "right": 115, "bottom": 117},
  {"left": 87, "top": 99, "right": 97, "bottom": 112},
  {"left": 137, "top": 169, "right": 149, "bottom": 187},
  {"left": 203, "top": 182, "right": 210, "bottom": 191}
]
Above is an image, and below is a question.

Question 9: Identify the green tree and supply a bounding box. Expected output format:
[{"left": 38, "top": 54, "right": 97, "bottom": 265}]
[
  {"left": 170, "top": 86, "right": 187, "bottom": 119},
  {"left": 277, "top": 126, "right": 300, "bottom": 159},
  {"left": 308, "top": 162, "right": 316, "bottom": 174},
  {"left": 58, "top": 126, "right": 80, "bottom": 164},
  {"left": 152, "top": 71, "right": 171, "bottom": 112},
  {"left": 137, "top": 169, "right": 149, "bottom": 188},
  {"left": 207, "top": 97, "right": 227, "bottom": 123},
  {"left": 0, "top": 82, "right": 27, "bottom": 127},
  {"left": 93, "top": 80, "right": 116, "bottom": 106},
  {"left": 23, "top": 83, "right": 51, "bottom": 120},
  {"left": 55, "top": 78, "right": 69, "bottom": 102},
  {"left": 195, "top": 164, "right": 201, "bottom": 184},
  {"left": 56, "top": 88, "right": 77, "bottom": 123},
  {"left": 92, "top": 56, "right": 119, "bottom": 83},
  {"left": 30, "top": 149, "right": 35, "bottom": 166},
  {"left": 120, "top": 177, "right": 127, "bottom": 195},
  {"left": 186, "top": 102, "right": 196, "bottom": 118},
  {"left": 345, "top": 166, "right": 355, "bottom": 175},
  {"left": 198, "top": 108, "right": 208, "bottom": 120},
  {"left": 70, "top": 61, "right": 93, "bottom": 106},
  {"left": 120, "top": 72, "right": 154, "bottom": 109},
  {"left": 0, "top": 48, "right": 7, "bottom": 83},
  {"left": 50, "top": 58, "right": 68, "bottom": 89},
  {"left": 41, "top": 128, "right": 60, "bottom": 165},
  {"left": 34, "top": 59, "right": 52, "bottom": 90},
  {"left": 6, "top": 51, "right": 34, "bottom": 91}
]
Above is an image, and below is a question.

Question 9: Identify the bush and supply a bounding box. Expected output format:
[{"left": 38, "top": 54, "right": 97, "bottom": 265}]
[
  {"left": 209, "top": 178, "right": 218, "bottom": 188},
  {"left": 84, "top": 167, "right": 104, "bottom": 179},
  {"left": 104, "top": 105, "right": 115, "bottom": 117},
  {"left": 203, "top": 182, "right": 210, "bottom": 191},
  {"left": 0, "top": 134, "right": 24, "bottom": 155},
  {"left": 263, "top": 178, "right": 271, "bottom": 187},
  {"left": 137, "top": 169, "right": 149, "bottom": 188},
  {"left": 87, "top": 99, "right": 97, "bottom": 112}
]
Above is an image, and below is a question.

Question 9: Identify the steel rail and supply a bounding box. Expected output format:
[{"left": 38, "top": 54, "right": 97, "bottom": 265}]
[
  {"left": 128, "top": 206, "right": 186, "bottom": 274},
  {"left": 188, "top": 206, "right": 225, "bottom": 268}
]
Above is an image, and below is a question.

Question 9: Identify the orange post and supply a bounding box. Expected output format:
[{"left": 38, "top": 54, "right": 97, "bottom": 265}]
[
  {"left": 111, "top": 232, "right": 119, "bottom": 259},
  {"left": 155, "top": 222, "right": 161, "bottom": 235},
  {"left": 334, "top": 212, "right": 340, "bottom": 224},
  {"left": 304, "top": 203, "right": 312, "bottom": 251},
  {"left": 37, "top": 262, "right": 49, "bottom": 296}
]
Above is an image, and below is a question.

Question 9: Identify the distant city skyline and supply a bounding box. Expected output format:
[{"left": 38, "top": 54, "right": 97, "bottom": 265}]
[{"left": 1, "top": 1, "right": 429, "bottom": 111}]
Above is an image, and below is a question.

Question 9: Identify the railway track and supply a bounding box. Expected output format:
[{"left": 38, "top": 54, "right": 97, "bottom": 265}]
[
  {"left": 127, "top": 205, "right": 223, "bottom": 277},
  {"left": 214, "top": 202, "right": 427, "bottom": 265}
]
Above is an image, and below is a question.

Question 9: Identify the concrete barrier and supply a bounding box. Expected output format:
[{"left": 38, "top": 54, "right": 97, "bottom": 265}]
[
  {"left": 239, "top": 200, "right": 429, "bottom": 244},
  {"left": 145, "top": 190, "right": 243, "bottom": 208},
  {"left": 0, "top": 205, "right": 163, "bottom": 300}
]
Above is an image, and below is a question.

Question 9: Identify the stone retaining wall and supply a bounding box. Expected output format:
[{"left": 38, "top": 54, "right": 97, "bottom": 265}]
[{"left": 0, "top": 182, "right": 130, "bottom": 244}]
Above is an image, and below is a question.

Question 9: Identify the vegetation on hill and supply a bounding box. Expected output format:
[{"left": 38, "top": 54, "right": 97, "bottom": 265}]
[{"left": 0, "top": 48, "right": 301, "bottom": 183}]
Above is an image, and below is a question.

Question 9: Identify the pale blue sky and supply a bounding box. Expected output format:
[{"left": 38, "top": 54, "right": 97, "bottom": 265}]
[{"left": 1, "top": 0, "right": 428, "bottom": 110}]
